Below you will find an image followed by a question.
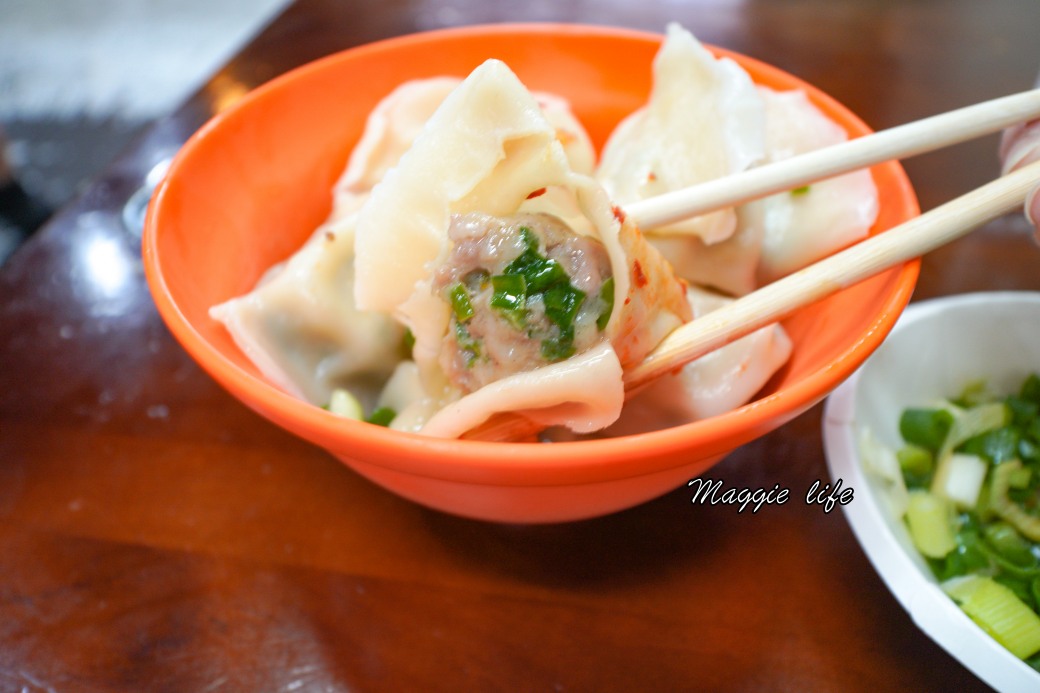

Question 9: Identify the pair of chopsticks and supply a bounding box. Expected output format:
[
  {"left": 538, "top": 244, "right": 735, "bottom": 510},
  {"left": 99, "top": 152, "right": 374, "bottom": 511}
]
[{"left": 467, "top": 89, "right": 1040, "bottom": 441}]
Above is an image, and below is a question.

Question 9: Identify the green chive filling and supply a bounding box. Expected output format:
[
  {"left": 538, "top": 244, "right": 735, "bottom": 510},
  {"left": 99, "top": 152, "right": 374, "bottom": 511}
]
[
  {"left": 543, "top": 283, "right": 585, "bottom": 328},
  {"left": 454, "top": 321, "right": 482, "bottom": 368},
  {"left": 490, "top": 273, "right": 527, "bottom": 329},
  {"left": 445, "top": 224, "right": 614, "bottom": 366},
  {"left": 490, "top": 274, "right": 526, "bottom": 310},
  {"left": 449, "top": 282, "right": 475, "bottom": 323},
  {"left": 540, "top": 325, "right": 576, "bottom": 361}
]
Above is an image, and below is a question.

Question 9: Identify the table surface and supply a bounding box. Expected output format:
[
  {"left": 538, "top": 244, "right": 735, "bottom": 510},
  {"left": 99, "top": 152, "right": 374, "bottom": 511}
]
[{"left": 4, "top": 1, "right": 1040, "bottom": 690}]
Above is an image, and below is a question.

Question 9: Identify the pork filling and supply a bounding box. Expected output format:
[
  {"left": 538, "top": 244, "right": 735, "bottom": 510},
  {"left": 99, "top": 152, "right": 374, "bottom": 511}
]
[{"left": 432, "top": 211, "right": 615, "bottom": 393}]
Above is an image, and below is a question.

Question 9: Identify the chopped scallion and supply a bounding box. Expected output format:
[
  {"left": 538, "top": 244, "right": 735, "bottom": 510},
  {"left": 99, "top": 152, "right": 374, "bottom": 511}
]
[
  {"left": 990, "top": 460, "right": 1040, "bottom": 541},
  {"left": 449, "top": 283, "right": 475, "bottom": 323},
  {"left": 365, "top": 406, "right": 396, "bottom": 427},
  {"left": 932, "top": 452, "right": 987, "bottom": 509},
  {"left": 454, "top": 321, "right": 482, "bottom": 368},
  {"left": 490, "top": 274, "right": 527, "bottom": 312},
  {"left": 943, "top": 575, "right": 1040, "bottom": 659},
  {"left": 897, "top": 444, "right": 934, "bottom": 485},
  {"left": 1021, "top": 373, "right": 1040, "bottom": 405},
  {"left": 326, "top": 388, "right": 363, "bottom": 420},
  {"left": 543, "top": 283, "right": 585, "bottom": 331},
  {"left": 541, "top": 326, "right": 576, "bottom": 362},
  {"left": 906, "top": 490, "right": 957, "bottom": 558},
  {"left": 983, "top": 522, "right": 1037, "bottom": 568},
  {"left": 518, "top": 225, "right": 539, "bottom": 252},
  {"left": 900, "top": 408, "right": 954, "bottom": 452},
  {"left": 490, "top": 274, "right": 527, "bottom": 329},
  {"left": 959, "top": 426, "right": 1020, "bottom": 464}
]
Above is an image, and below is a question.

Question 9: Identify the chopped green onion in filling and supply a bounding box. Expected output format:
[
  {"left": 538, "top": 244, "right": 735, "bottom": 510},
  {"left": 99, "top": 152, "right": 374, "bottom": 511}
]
[
  {"left": 497, "top": 230, "right": 595, "bottom": 361},
  {"left": 541, "top": 325, "right": 576, "bottom": 361},
  {"left": 543, "top": 283, "right": 585, "bottom": 331},
  {"left": 490, "top": 273, "right": 527, "bottom": 329},
  {"left": 504, "top": 248, "right": 569, "bottom": 294},
  {"left": 454, "top": 321, "right": 482, "bottom": 368},
  {"left": 449, "top": 282, "right": 475, "bottom": 323},
  {"left": 518, "top": 225, "right": 539, "bottom": 252}
]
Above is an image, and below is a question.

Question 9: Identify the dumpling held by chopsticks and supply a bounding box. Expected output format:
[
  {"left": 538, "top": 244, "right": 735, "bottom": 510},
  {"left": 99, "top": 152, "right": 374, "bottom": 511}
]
[{"left": 353, "top": 59, "right": 691, "bottom": 437}]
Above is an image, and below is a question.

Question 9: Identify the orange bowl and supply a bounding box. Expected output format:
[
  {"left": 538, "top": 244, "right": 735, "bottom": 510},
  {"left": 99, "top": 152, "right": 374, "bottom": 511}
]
[{"left": 142, "top": 24, "right": 919, "bottom": 523}]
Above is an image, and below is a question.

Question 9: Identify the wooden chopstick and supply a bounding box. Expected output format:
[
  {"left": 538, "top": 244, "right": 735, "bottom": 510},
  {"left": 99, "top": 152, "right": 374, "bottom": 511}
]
[
  {"left": 624, "top": 158, "right": 1040, "bottom": 390},
  {"left": 466, "top": 159, "right": 1040, "bottom": 442},
  {"left": 462, "top": 90, "right": 1040, "bottom": 442},
  {"left": 627, "top": 88, "right": 1040, "bottom": 229}
]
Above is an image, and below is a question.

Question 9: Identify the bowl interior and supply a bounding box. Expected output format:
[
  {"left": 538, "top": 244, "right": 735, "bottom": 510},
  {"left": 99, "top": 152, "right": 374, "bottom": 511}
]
[{"left": 144, "top": 24, "right": 919, "bottom": 475}]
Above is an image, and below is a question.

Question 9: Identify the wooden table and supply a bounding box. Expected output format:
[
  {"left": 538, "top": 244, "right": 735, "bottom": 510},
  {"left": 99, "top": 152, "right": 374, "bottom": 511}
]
[{"left": 4, "top": 1, "right": 1040, "bottom": 690}]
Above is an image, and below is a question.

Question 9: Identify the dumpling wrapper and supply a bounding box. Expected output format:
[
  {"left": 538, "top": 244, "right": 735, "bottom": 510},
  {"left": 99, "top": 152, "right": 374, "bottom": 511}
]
[
  {"left": 596, "top": 22, "right": 766, "bottom": 244},
  {"left": 754, "top": 88, "right": 879, "bottom": 283},
  {"left": 595, "top": 25, "right": 877, "bottom": 297},
  {"left": 327, "top": 77, "right": 462, "bottom": 224},
  {"left": 327, "top": 76, "right": 596, "bottom": 225},
  {"left": 353, "top": 59, "right": 690, "bottom": 438},
  {"left": 643, "top": 200, "right": 766, "bottom": 297},
  {"left": 602, "top": 286, "right": 792, "bottom": 435},
  {"left": 208, "top": 223, "right": 404, "bottom": 407}
]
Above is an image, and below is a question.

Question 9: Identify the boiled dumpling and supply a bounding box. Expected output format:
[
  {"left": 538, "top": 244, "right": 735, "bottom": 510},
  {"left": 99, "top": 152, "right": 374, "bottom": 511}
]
[
  {"left": 352, "top": 59, "right": 691, "bottom": 438},
  {"left": 603, "top": 285, "right": 793, "bottom": 434},
  {"left": 208, "top": 222, "right": 404, "bottom": 407},
  {"left": 210, "top": 72, "right": 598, "bottom": 415},
  {"left": 328, "top": 76, "right": 597, "bottom": 225},
  {"left": 596, "top": 23, "right": 766, "bottom": 243},
  {"left": 754, "top": 87, "right": 879, "bottom": 283},
  {"left": 326, "top": 77, "right": 462, "bottom": 224}
]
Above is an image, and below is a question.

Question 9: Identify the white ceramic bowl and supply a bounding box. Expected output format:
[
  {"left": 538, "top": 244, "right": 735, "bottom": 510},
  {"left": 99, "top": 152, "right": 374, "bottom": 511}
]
[{"left": 823, "top": 291, "right": 1040, "bottom": 692}]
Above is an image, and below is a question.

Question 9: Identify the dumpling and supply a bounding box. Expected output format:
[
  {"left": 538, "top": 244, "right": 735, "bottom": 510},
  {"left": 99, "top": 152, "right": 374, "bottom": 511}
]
[
  {"left": 602, "top": 285, "right": 793, "bottom": 435},
  {"left": 754, "top": 87, "right": 879, "bottom": 283},
  {"left": 352, "top": 59, "right": 691, "bottom": 438},
  {"left": 642, "top": 201, "right": 766, "bottom": 297},
  {"left": 208, "top": 79, "right": 465, "bottom": 406},
  {"left": 329, "top": 76, "right": 597, "bottom": 225},
  {"left": 326, "top": 77, "right": 462, "bottom": 224},
  {"left": 208, "top": 221, "right": 404, "bottom": 407},
  {"left": 210, "top": 74, "right": 598, "bottom": 413},
  {"left": 596, "top": 23, "right": 766, "bottom": 244},
  {"left": 596, "top": 25, "right": 878, "bottom": 298}
]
